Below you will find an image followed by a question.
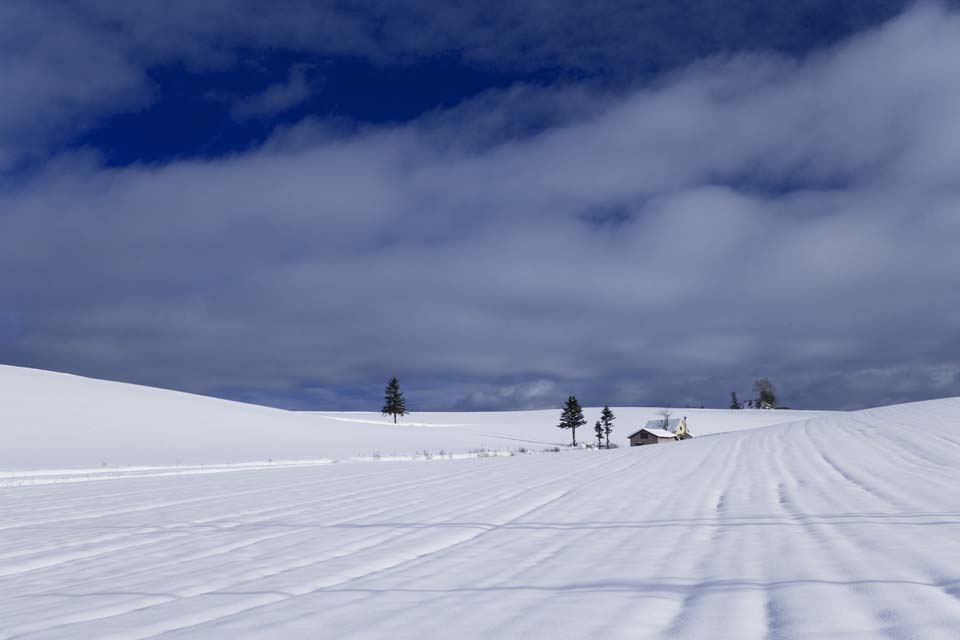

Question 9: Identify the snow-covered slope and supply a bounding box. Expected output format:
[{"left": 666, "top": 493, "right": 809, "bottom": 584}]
[
  {"left": 0, "top": 365, "right": 325, "bottom": 470},
  {"left": 2, "top": 387, "right": 960, "bottom": 637},
  {"left": 0, "top": 365, "right": 827, "bottom": 470}
]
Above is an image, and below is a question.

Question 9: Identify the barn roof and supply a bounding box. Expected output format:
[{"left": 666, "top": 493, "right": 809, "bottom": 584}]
[
  {"left": 643, "top": 428, "right": 678, "bottom": 438},
  {"left": 628, "top": 418, "right": 683, "bottom": 438},
  {"left": 644, "top": 418, "right": 681, "bottom": 432}
]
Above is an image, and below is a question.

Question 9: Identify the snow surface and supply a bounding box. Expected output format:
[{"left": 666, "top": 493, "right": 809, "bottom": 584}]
[
  {"left": 0, "top": 365, "right": 827, "bottom": 470},
  {"left": 3, "top": 366, "right": 960, "bottom": 637}
]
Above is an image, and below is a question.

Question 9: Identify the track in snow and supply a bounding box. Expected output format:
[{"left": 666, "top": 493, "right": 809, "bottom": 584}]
[{"left": 2, "top": 400, "right": 960, "bottom": 638}]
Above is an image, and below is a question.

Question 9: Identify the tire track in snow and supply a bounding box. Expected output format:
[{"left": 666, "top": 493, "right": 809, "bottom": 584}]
[
  {"left": 70, "top": 488, "right": 574, "bottom": 640},
  {"left": 0, "top": 460, "right": 498, "bottom": 582},
  {"left": 90, "top": 455, "right": 623, "bottom": 638},
  {"left": 660, "top": 434, "right": 771, "bottom": 639},
  {"left": 6, "top": 404, "right": 960, "bottom": 638},
  {"left": 4, "top": 457, "right": 594, "bottom": 639},
  {"left": 1, "top": 461, "right": 528, "bottom": 636}
]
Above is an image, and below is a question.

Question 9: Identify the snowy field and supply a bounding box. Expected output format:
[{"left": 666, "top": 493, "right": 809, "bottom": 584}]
[
  {"left": 2, "top": 367, "right": 960, "bottom": 638},
  {"left": 0, "top": 365, "right": 827, "bottom": 471}
]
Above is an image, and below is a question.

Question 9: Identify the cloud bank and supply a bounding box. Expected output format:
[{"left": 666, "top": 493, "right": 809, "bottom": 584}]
[{"left": 1, "top": 3, "right": 959, "bottom": 410}]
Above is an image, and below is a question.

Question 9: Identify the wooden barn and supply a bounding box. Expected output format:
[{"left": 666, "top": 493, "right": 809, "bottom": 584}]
[
  {"left": 628, "top": 417, "right": 693, "bottom": 446},
  {"left": 627, "top": 427, "right": 678, "bottom": 446}
]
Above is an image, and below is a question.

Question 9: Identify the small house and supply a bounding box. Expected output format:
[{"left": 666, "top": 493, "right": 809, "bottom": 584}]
[
  {"left": 628, "top": 427, "right": 678, "bottom": 446},
  {"left": 628, "top": 417, "right": 693, "bottom": 446}
]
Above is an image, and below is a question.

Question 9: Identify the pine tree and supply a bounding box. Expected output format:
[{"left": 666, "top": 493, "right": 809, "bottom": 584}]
[
  {"left": 381, "top": 376, "right": 408, "bottom": 424},
  {"left": 600, "top": 405, "right": 615, "bottom": 448},
  {"left": 730, "top": 392, "right": 742, "bottom": 410},
  {"left": 557, "top": 395, "right": 586, "bottom": 446},
  {"left": 594, "top": 420, "right": 604, "bottom": 448}
]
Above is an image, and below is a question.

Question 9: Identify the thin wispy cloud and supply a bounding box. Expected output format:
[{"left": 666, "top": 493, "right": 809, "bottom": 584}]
[{"left": 230, "top": 65, "right": 320, "bottom": 121}]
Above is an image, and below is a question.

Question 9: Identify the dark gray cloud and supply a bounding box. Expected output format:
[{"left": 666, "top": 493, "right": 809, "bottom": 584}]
[{"left": 2, "top": 4, "right": 960, "bottom": 410}]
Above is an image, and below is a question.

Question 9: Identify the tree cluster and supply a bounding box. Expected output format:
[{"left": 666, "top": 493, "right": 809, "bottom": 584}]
[
  {"left": 560, "top": 397, "right": 615, "bottom": 448},
  {"left": 730, "top": 378, "right": 778, "bottom": 410},
  {"left": 593, "top": 405, "right": 615, "bottom": 448}
]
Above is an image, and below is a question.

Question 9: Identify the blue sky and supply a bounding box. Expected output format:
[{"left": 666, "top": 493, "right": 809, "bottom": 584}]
[
  {"left": 2, "top": 1, "right": 959, "bottom": 411},
  {"left": 76, "top": 55, "right": 547, "bottom": 166}
]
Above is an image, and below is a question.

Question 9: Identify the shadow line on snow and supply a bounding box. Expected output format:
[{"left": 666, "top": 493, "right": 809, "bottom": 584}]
[
  {"left": 280, "top": 576, "right": 960, "bottom": 597},
  {"left": 180, "top": 512, "right": 960, "bottom": 531}
]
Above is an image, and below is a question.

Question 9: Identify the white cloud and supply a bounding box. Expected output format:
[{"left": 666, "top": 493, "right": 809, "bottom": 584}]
[
  {"left": 0, "top": 0, "right": 917, "bottom": 168},
  {"left": 2, "top": 4, "right": 959, "bottom": 409}
]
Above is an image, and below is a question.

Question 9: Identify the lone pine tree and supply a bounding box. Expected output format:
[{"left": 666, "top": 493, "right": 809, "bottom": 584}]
[
  {"left": 594, "top": 420, "right": 604, "bottom": 448},
  {"left": 600, "top": 405, "right": 615, "bottom": 448},
  {"left": 381, "top": 377, "right": 408, "bottom": 424},
  {"left": 558, "top": 395, "right": 586, "bottom": 447}
]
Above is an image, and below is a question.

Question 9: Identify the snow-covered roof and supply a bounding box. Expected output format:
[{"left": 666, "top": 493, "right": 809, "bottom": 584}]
[
  {"left": 641, "top": 428, "right": 678, "bottom": 439},
  {"left": 644, "top": 418, "right": 681, "bottom": 432},
  {"left": 627, "top": 427, "right": 678, "bottom": 439}
]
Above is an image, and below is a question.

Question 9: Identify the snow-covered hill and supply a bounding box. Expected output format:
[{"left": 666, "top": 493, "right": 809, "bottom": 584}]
[
  {"left": 0, "top": 365, "right": 827, "bottom": 471},
  {"left": 3, "top": 365, "right": 959, "bottom": 637}
]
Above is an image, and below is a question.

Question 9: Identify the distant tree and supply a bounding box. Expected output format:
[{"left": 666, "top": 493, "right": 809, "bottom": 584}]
[
  {"left": 657, "top": 407, "right": 672, "bottom": 429},
  {"left": 381, "top": 377, "right": 408, "bottom": 424},
  {"left": 594, "top": 420, "right": 604, "bottom": 448},
  {"left": 600, "top": 405, "right": 615, "bottom": 448},
  {"left": 558, "top": 396, "right": 587, "bottom": 446},
  {"left": 753, "top": 378, "right": 777, "bottom": 409},
  {"left": 730, "top": 392, "right": 742, "bottom": 410}
]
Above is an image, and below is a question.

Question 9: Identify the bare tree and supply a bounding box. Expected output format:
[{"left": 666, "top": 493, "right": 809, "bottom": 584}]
[
  {"left": 753, "top": 378, "right": 777, "bottom": 409},
  {"left": 657, "top": 408, "right": 672, "bottom": 429}
]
